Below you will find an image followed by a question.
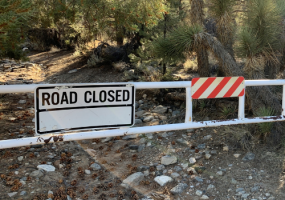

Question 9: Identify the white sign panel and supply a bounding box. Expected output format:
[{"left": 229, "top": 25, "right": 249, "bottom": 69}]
[{"left": 35, "top": 84, "right": 135, "bottom": 134}]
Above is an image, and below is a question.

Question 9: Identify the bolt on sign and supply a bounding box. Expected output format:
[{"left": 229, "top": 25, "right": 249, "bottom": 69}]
[
  {"left": 34, "top": 84, "right": 135, "bottom": 134},
  {"left": 191, "top": 77, "right": 245, "bottom": 99}
]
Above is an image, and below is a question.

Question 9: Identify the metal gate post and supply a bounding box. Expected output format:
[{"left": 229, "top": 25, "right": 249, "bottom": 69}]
[
  {"left": 282, "top": 85, "right": 285, "bottom": 116},
  {"left": 185, "top": 87, "right": 193, "bottom": 123},
  {"left": 238, "top": 87, "right": 245, "bottom": 120}
]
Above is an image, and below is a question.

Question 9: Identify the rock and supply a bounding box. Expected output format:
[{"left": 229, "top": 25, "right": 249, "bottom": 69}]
[
  {"left": 170, "top": 172, "right": 180, "bottom": 179},
  {"left": 156, "top": 165, "right": 165, "bottom": 171},
  {"left": 138, "top": 145, "right": 145, "bottom": 152},
  {"left": 135, "top": 119, "right": 143, "bottom": 124},
  {"left": 197, "top": 144, "right": 206, "bottom": 149},
  {"left": 210, "top": 150, "right": 217, "bottom": 155},
  {"left": 139, "top": 138, "right": 146, "bottom": 144},
  {"left": 268, "top": 197, "right": 276, "bottom": 200},
  {"left": 138, "top": 166, "right": 149, "bottom": 172},
  {"left": 161, "top": 132, "right": 168, "bottom": 138},
  {"left": 30, "top": 170, "right": 44, "bottom": 178},
  {"left": 231, "top": 178, "right": 238, "bottom": 184},
  {"left": 176, "top": 138, "right": 189, "bottom": 145},
  {"left": 196, "top": 190, "right": 203, "bottom": 196},
  {"left": 90, "top": 163, "right": 101, "bottom": 170},
  {"left": 122, "top": 134, "right": 138, "bottom": 140},
  {"left": 8, "top": 192, "right": 17, "bottom": 197},
  {"left": 67, "top": 195, "right": 72, "bottom": 200},
  {"left": 172, "top": 110, "right": 180, "bottom": 116},
  {"left": 189, "top": 157, "right": 196, "bottom": 164},
  {"left": 101, "top": 137, "right": 113, "bottom": 143},
  {"left": 216, "top": 171, "right": 224, "bottom": 176},
  {"left": 200, "top": 195, "right": 209, "bottom": 199},
  {"left": 195, "top": 177, "right": 203, "bottom": 182},
  {"left": 234, "top": 154, "right": 241, "bottom": 158},
  {"left": 18, "top": 100, "right": 26, "bottom": 104},
  {"left": 18, "top": 156, "right": 23, "bottom": 161},
  {"left": 53, "top": 160, "right": 61, "bottom": 169},
  {"left": 144, "top": 170, "right": 149, "bottom": 176},
  {"left": 37, "top": 164, "right": 55, "bottom": 172},
  {"left": 161, "top": 155, "right": 177, "bottom": 165},
  {"left": 129, "top": 145, "right": 139, "bottom": 150},
  {"left": 143, "top": 115, "right": 154, "bottom": 122},
  {"left": 242, "top": 152, "right": 255, "bottom": 161},
  {"left": 121, "top": 172, "right": 144, "bottom": 188},
  {"left": 68, "top": 69, "right": 77, "bottom": 73},
  {"left": 187, "top": 167, "right": 197, "bottom": 174},
  {"left": 205, "top": 154, "right": 211, "bottom": 159},
  {"left": 223, "top": 146, "right": 229, "bottom": 151},
  {"left": 152, "top": 105, "right": 168, "bottom": 114},
  {"left": 154, "top": 175, "right": 173, "bottom": 186},
  {"left": 251, "top": 186, "right": 260, "bottom": 192},
  {"left": 174, "top": 166, "right": 182, "bottom": 172},
  {"left": 203, "top": 135, "right": 212, "bottom": 140},
  {"left": 181, "top": 163, "right": 188, "bottom": 169},
  {"left": 85, "top": 170, "right": 91, "bottom": 175},
  {"left": 146, "top": 133, "right": 154, "bottom": 139},
  {"left": 207, "top": 184, "right": 215, "bottom": 190},
  {"left": 20, "top": 191, "right": 27, "bottom": 196},
  {"left": 241, "top": 193, "right": 250, "bottom": 198},
  {"left": 86, "top": 149, "right": 96, "bottom": 157},
  {"left": 9, "top": 117, "right": 16, "bottom": 121},
  {"left": 135, "top": 110, "right": 145, "bottom": 118},
  {"left": 170, "top": 183, "right": 188, "bottom": 195}
]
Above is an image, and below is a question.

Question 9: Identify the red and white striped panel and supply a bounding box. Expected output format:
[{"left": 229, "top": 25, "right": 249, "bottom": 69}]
[{"left": 191, "top": 77, "right": 245, "bottom": 99}]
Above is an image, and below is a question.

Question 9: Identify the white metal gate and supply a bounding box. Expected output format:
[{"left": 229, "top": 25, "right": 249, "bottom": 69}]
[{"left": 0, "top": 79, "right": 284, "bottom": 149}]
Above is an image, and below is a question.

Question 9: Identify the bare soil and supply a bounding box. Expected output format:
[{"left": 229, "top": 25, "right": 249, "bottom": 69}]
[{"left": 0, "top": 50, "right": 285, "bottom": 200}]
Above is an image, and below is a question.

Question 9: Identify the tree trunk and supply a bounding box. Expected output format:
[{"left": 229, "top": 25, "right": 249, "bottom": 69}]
[
  {"left": 197, "top": 46, "right": 210, "bottom": 77},
  {"left": 116, "top": 34, "right": 124, "bottom": 46},
  {"left": 198, "top": 32, "right": 282, "bottom": 115},
  {"left": 265, "top": 60, "right": 280, "bottom": 79}
]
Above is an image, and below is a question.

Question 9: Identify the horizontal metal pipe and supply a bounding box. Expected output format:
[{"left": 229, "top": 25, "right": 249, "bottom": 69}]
[
  {"left": 1, "top": 80, "right": 285, "bottom": 94},
  {"left": 245, "top": 79, "right": 285, "bottom": 86},
  {"left": 1, "top": 116, "right": 284, "bottom": 149}
]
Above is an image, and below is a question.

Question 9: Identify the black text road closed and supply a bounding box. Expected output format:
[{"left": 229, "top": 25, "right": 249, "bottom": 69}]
[{"left": 35, "top": 84, "right": 135, "bottom": 134}]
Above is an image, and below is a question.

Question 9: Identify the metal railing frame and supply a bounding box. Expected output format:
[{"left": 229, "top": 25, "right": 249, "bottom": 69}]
[{"left": 0, "top": 79, "right": 285, "bottom": 149}]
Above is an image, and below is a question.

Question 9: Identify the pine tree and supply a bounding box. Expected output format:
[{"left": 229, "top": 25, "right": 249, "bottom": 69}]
[{"left": 0, "top": 0, "right": 33, "bottom": 59}]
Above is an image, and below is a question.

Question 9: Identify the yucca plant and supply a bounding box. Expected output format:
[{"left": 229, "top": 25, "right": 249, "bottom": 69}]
[
  {"left": 208, "top": 0, "right": 236, "bottom": 58},
  {"left": 236, "top": 0, "right": 283, "bottom": 79},
  {"left": 255, "top": 107, "right": 274, "bottom": 140}
]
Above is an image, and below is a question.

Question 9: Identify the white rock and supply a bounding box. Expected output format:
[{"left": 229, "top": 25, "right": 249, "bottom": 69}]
[
  {"left": 154, "top": 175, "right": 173, "bottom": 186},
  {"left": 216, "top": 171, "right": 224, "bottom": 176},
  {"left": 234, "top": 154, "right": 241, "bottom": 158},
  {"left": 152, "top": 105, "right": 168, "bottom": 114},
  {"left": 205, "top": 154, "right": 211, "bottom": 160},
  {"left": 189, "top": 157, "right": 196, "bottom": 164},
  {"left": 161, "top": 155, "right": 177, "bottom": 165},
  {"left": 68, "top": 69, "right": 77, "bottom": 73},
  {"left": 196, "top": 190, "right": 203, "bottom": 196},
  {"left": 207, "top": 184, "right": 215, "bottom": 190},
  {"left": 18, "top": 156, "right": 23, "bottom": 161},
  {"left": 85, "top": 170, "right": 91, "bottom": 174},
  {"left": 37, "top": 164, "right": 55, "bottom": 172},
  {"left": 203, "top": 135, "right": 212, "bottom": 140},
  {"left": 143, "top": 115, "right": 154, "bottom": 122},
  {"left": 8, "top": 192, "right": 18, "bottom": 197},
  {"left": 223, "top": 146, "right": 229, "bottom": 151},
  {"left": 187, "top": 167, "right": 197, "bottom": 174},
  {"left": 18, "top": 100, "right": 26, "bottom": 104},
  {"left": 200, "top": 195, "right": 209, "bottom": 199},
  {"left": 121, "top": 172, "right": 144, "bottom": 187},
  {"left": 181, "top": 163, "right": 188, "bottom": 169}
]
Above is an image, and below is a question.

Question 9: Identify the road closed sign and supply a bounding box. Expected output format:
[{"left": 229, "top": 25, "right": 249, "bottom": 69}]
[{"left": 34, "top": 84, "right": 135, "bottom": 134}]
